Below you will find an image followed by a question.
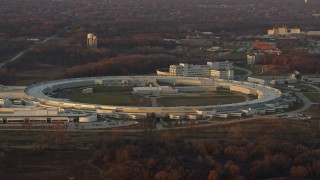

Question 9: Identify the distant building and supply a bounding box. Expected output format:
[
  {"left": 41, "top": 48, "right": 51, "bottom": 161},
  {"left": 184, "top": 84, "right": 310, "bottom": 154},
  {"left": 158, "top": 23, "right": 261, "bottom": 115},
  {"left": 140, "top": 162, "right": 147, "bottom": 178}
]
[
  {"left": 248, "top": 75, "right": 298, "bottom": 86},
  {"left": 251, "top": 41, "right": 282, "bottom": 55},
  {"left": 210, "top": 69, "right": 234, "bottom": 80},
  {"left": 0, "top": 99, "right": 12, "bottom": 107},
  {"left": 170, "top": 63, "right": 211, "bottom": 77},
  {"left": 267, "top": 27, "right": 301, "bottom": 36},
  {"left": 246, "top": 41, "right": 281, "bottom": 66},
  {"left": 132, "top": 86, "right": 178, "bottom": 95},
  {"left": 82, "top": 88, "right": 93, "bottom": 94},
  {"left": 306, "top": 31, "right": 320, "bottom": 36},
  {"left": 290, "top": 28, "right": 301, "bottom": 34},
  {"left": 248, "top": 77, "right": 270, "bottom": 85},
  {"left": 0, "top": 107, "right": 97, "bottom": 123},
  {"left": 167, "top": 61, "right": 234, "bottom": 80},
  {"left": 267, "top": 28, "right": 277, "bottom": 35},
  {"left": 247, "top": 54, "right": 256, "bottom": 66},
  {"left": 87, "top": 33, "right": 97, "bottom": 48},
  {"left": 291, "top": 71, "right": 302, "bottom": 80}
]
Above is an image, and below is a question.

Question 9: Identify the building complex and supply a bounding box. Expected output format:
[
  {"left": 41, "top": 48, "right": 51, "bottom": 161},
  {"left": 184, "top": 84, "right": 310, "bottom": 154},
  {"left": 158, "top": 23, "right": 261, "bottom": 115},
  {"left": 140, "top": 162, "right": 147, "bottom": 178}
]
[
  {"left": 267, "top": 27, "right": 320, "bottom": 37},
  {"left": 0, "top": 107, "right": 97, "bottom": 123},
  {"left": 167, "top": 61, "right": 234, "bottom": 80},
  {"left": 267, "top": 27, "right": 301, "bottom": 36},
  {"left": 20, "top": 76, "right": 290, "bottom": 119},
  {"left": 246, "top": 41, "right": 282, "bottom": 66}
]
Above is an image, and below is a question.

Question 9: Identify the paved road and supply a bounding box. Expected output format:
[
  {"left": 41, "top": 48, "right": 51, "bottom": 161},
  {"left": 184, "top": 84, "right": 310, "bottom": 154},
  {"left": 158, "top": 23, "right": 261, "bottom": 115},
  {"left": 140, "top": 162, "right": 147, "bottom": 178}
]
[
  {"left": 293, "top": 92, "right": 315, "bottom": 113},
  {"left": 0, "top": 35, "right": 56, "bottom": 68},
  {"left": 0, "top": 117, "right": 258, "bottom": 132},
  {"left": 155, "top": 122, "right": 164, "bottom": 129},
  {"left": 234, "top": 66, "right": 253, "bottom": 81},
  {"left": 303, "top": 83, "right": 320, "bottom": 92},
  {"left": 150, "top": 98, "right": 158, "bottom": 107},
  {"left": 234, "top": 66, "right": 253, "bottom": 76},
  {"left": 0, "top": 51, "right": 27, "bottom": 68}
]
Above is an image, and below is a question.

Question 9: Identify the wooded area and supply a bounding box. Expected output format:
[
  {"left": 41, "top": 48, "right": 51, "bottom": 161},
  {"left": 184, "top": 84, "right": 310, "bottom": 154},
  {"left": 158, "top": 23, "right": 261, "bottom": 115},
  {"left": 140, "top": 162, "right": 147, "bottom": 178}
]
[
  {"left": 1, "top": 0, "right": 320, "bottom": 84},
  {"left": 1, "top": 118, "right": 318, "bottom": 179}
]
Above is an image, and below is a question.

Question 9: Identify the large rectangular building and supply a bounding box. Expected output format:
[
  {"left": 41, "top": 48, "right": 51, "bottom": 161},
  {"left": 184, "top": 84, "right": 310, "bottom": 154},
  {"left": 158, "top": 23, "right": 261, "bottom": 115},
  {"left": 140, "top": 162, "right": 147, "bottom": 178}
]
[
  {"left": 169, "top": 63, "right": 211, "bottom": 77},
  {"left": 267, "top": 27, "right": 301, "bottom": 36},
  {"left": 168, "top": 61, "right": 234, "bottom": 80},
  {"left": 0, "top": 107, "right": 97, "bottom": 123},
  {"left": 211, "top": 69, "right": 234, "bottom": 80}
]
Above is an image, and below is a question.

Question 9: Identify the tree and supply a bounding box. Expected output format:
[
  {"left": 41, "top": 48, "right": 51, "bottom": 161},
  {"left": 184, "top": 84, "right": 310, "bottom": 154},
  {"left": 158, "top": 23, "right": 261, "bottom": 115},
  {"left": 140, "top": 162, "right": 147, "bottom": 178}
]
[
  {"left": 194, "top": 143, "right": 207, "bottom": 155},
  {"left": 155, "top": 169, "right": 182, "bottom": 180},
  {"left": 146, "top": 158, "right": 158, "bottom": 169},
  {"left": 21, "top": 121, "right": 32, "bottom": 133},
  {"left": 290, "top": 165, "right": 308, "bottom": 177},
  {"left": 51, "top": 125, "right": 69, "bottom": 151},
  {"left": 224, "top": 160, "right": 240, "bottom": 177},
  {"left": 207, "top": 170, "right": 219, "bottom": 180},
  {"left": 228, "top": 124, "right": 244, "bottom": 139}
]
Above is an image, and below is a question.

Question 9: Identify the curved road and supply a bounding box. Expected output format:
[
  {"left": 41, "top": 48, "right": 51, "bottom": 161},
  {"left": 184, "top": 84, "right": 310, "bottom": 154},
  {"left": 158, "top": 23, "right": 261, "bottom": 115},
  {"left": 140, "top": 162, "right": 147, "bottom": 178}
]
[
  {"left": 234, "top": 66, "right": 253, "bottom": 76},
  {"left": 293, "top": 92, "right": 315, "bottom": 113}
]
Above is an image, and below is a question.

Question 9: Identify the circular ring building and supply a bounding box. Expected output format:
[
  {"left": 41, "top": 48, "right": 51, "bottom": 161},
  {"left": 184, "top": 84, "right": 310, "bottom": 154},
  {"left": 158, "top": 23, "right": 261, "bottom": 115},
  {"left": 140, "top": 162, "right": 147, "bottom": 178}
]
[{"left": 25, "top": 76, "right": 283, "bottom": 118}]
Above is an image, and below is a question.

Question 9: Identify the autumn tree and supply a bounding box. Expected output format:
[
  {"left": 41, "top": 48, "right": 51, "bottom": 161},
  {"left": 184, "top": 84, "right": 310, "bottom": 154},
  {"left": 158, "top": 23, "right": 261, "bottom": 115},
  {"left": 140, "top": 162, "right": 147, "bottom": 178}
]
[
  {"left": 207, "top": 170, "right": 219, "bottom": 180},
  {"left": 224, "top": 160, "right": 241, "bottom": 177},
  {"left": 290, "top": 165, "right": 308, "bottom": 177}
]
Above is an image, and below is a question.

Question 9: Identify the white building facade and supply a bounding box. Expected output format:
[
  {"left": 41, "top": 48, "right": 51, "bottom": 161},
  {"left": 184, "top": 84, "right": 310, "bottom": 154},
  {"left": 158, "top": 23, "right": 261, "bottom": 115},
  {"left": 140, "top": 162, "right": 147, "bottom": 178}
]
[
  {"left": 169, "top": 63, "right": 210, "bottom": 77},
  {"left": 168, "top": 61, "right": 234, "bottom": 80},
  {"left": 267, "top": 27, "right": 301, "bottom": 36}
]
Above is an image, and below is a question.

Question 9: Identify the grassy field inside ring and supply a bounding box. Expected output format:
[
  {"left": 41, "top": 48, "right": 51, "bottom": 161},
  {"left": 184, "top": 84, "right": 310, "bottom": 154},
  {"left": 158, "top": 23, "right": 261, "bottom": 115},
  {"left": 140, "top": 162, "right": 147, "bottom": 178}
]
[
  {"left": 57, "top": 86, "right": 151, "bottom": 106},
  {"left": 57, "top": 86, "right": 246, "bottom": 107},
  {"left": 157, "top": 96, "right": 245, "bottom": 107}
]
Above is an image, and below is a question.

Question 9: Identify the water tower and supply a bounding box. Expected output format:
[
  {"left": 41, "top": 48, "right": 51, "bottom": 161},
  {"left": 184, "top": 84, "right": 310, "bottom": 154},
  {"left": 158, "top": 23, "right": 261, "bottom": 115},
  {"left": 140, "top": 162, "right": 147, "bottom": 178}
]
[{"left": 87, "top": 33, "right": 97, "bottom": 48}]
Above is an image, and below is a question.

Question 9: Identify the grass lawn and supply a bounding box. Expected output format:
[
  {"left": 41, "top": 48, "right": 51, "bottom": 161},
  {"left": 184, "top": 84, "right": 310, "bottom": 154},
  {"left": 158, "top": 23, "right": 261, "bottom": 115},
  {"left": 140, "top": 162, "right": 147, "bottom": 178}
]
[
  {"left": 157, "top": 95, "right": 245, "bottom": 107},
  {"left": 92, "top": 86, "right": 133, "bottom": 93},
  {"left": 228, "top": 51, "right": 246, "bottom": 58},
  {"left": 294, "top": 84, "right": 317, "bottom": 91},
  {"left": 243, "top": 65, "right": 263, "bottom": 75},
  {"left": 65, "top": 93, "right": 149, "bottom": 106},
  {"left": 286, "top": 101, "right": 304, "bottom": 112},
  {"left": 234, "top": 68, "right": 248, "bottom": 76},
  {"left": 58, "top": 86, "right": 150, "bottom": 106},
  {"left": 57, "top": 86, "right": 246, "bottom": 107},
  {"left": 304, "top": 92, "right": 320, "bottom": 103}
]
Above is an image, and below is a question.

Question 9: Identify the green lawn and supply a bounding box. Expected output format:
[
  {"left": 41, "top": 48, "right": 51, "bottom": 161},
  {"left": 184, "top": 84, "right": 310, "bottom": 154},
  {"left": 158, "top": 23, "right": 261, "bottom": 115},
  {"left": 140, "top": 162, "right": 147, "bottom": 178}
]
[
  {"left": 243, "top": 66, "right": 263, "bottom": 75},
  {"left": 92, "top": 86, "right": 133, "bottom": 93},
  {"left": 57, "top": 86, "right": 246, "bottom": 107},
  {"left": 157, "top": 95, "right": 245, "bottom": 107},
  {"left": 58, "top": 86, "right": 150, "bottom": 106},
  {"left": 56, "top": 85, "right": 133, "bottom": 94},
  {"left": 234, "top": 68, "right": 248, "bottom": 76},
  {"left": 65, "top": 93, "right": 149, "bottom": 106},
  {"left": 304, "top": 92, "right": 320, "bottom": 103},
  {"left": 294, "top": 84, "right": 317, "bottom": 91}
]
